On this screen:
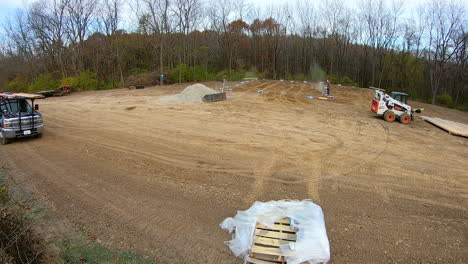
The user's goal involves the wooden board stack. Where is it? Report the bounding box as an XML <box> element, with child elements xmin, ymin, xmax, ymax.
<box><xmin>422</xmin><ymin>116</ymin><xmax>468</xmax><ymax>138</ymax></box>
<box><xmin>245</xmin><ymin>218</ymin><xmax>297</xmax><ymax>264</ymax></box>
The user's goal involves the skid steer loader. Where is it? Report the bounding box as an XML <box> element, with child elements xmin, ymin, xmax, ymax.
<box><xmin>371</xmin><ymin>90</ymin><xmax>420</xmax><ymax>124</ymax></box>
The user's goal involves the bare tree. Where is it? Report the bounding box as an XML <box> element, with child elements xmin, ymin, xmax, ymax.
<box><xmin>28</xmin><ymin>0</ymin><xmax>69</xmax><ymax>77</ymax></box>
<box><xmin>139</xmin><ymin>0</ymin><xmax>173</xmax><ymax>84</ymax></box>
<box><xmin>422</xmin><ymin>0</ymin><xmax>465</xmax><ymax>104</ymax></box>
<box><xmin>98</xmin><ymin>0</ymin><xmax>125</xmax><ymax>87</ymax></box>
<box><xmin>65</xmin><ymin>0</ymin><xmax>96</xmax><ymax>73</ymax></box>
<box><xmin>453</xmin><ymin>31</ymin><xmax>467</xmax><ymax>104</ymax></box>
<box><xmin>4</xmin><ymin>11</ymin><xmax>36</xmax><ymax>65</ymax></box>
<box><xmin>2</xmin><ymin>10</ymin><xmax>39</xmax><ymax>87</ymax></box>
<box><xmin>99</xmin><ymin>0</ymin><xmax>121</xmax><ymax>36</ymax></box>
<box><xmin>173</xmin><ymin>0</ymin><xmax>201</xmax><ymax>66</ymax></box>
<box><xmin>296</xmin><ymin>0</ymin><xmax>317</xmax><ymax>74</ymax></box>
<box><xmin>0</xmin><ymin>0</ymin><xmax>467</xmax><ymax>108</ymax></box>
<box><xmin>321</xmin><ymin>0</ymin><xmax>353</xmax><ymax>75</ymax></box>
<box><xmin>358</xmin><ymin>0</ymin><xmax>404</xmax><ymax>87</ymax></box>
<box><xmin>208</xmin><ymin>0</ymin><xmax>235</xmax><ymax>74</ymax></box>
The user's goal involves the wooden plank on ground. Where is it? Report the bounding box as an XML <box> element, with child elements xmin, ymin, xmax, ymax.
<box><xmin>422</xmin><ymin>116</ymin><xmax>468</xmax><ymax>137</ymax></box>
<box><xmin>250</xmin><ymin>253</ymin><xmax>284</xmax><ymax>263</ymax></box>
<box><xmin>256</xmin><ymin>223</ymin><xmax>295</xmax><ymax>232</ymax></box>
<box><xmin>255</xmin><ymin>229</ymin><xmax>296</xmax><ymax>241</ymax></box>
<box><xmin>274</xmin><ymin>218</ymin><xmax>291</xmax><ymax>224</ymax></box>
<box><xmin>251</xmin><ymin>245</ymin><xmax>286</xmax><ymax>257</ymax></box>
<box><xmin>254</xmin><ymin>236</ymin><xmax>290</xmax><ymax>247</ymax></box>
<box><xmin>12</xmin><ymin>93</ymin><xmax>45</xmax><ymax>99</ymax></box>
<box><xmin>245</xmin><ymin>256</ymin><xmax>281</xmax><ymax>264</ymax></box>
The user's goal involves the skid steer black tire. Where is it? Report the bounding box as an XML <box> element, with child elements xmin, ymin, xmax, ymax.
<box><xmin>399</xmin><ymin>113</ymin><xmax>411</xmax><ymax>124</ymax></box>
<box><xmin>383</xmin><ymin>111</ymin><xmax>396</xmax><ymax>122</ymax></box>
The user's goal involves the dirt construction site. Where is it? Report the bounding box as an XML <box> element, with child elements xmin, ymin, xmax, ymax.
<box><xmin>0</xmin><ymin>80</ymin><xmax>467</xmax><ymax>263</ymax></box>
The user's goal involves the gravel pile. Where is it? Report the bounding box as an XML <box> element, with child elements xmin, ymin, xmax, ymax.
<box><xmin>158</xmin><ymin>83</ymin><xmax>218</xmax><ymax>103</ymax></box>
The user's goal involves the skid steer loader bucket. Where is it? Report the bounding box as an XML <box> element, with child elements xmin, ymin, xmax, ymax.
<box><xmin>202</xmin><ymin>93</ymin><xmax>227</xmax><ymax>102</ymax></box>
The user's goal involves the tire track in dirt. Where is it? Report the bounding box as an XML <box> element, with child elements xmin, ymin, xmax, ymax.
<box><xmin>240</xmin><ymin>81</ymin><xmax>314</xmax><ymax>202</ymax></box>
<box><xmin>44</xmin><ymin>107</ymin><xmax>260</xmax><ymax>178</ymax></box>
<box><xmin>3</xmin><ymin>81</ymin><xmax>467</xmax><ymax>263</ymax></box>
<box><xmin>45</xmin><ymin>83</ymin><xmax>402</xmax><ymax>204</ymax></box>
<box><xmin>242</xmin><ymin>82</ymin><xmax>345</xmax><ymax>202</ymax></box>
<box><xmin>272</xmin><ymin>83</ymin><xmax>339</xmax><ymax>201</ymax></box>
<box><xmin>321</xmin><ymin>120</ymin><xmax>468</xmax><ymax>210</ymax></box>
<box><xmin>2</xmin><ymin>141</ymin><xmax>239</xmax><ymax>263</ymax></box>
<box><xmin>50</xmin><ymin>129</ymin><xmax>253</xmax><ymax>176</ymax></box>
<box><xmin>243</xmin><ymin>135</ymin><xmax>284</xmax><ymax>203</ymax></box>
<box><xmin>276</xmin><ymin>83</ymin><xmax>387</xmax><ymax>201</ymax></box>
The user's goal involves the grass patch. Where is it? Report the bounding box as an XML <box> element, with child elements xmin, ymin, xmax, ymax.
<box><xmin>59</xmin><ymin>238</ymin><xmax>153</xmax><ymax>264</ymax></box>
<box><xmin>0</xmin><ymin>171</ymin><xmax>45</xmax><ymax>263</ymax></box>
<box><xmin>1</xmin><ymin>170</ymin><xmax>151</xmax><ymax>263</ymax></box>
<box><xmin>0</xmin><ymin>172</ymin><xmax>8</xmax><ymax>203</ymax></box>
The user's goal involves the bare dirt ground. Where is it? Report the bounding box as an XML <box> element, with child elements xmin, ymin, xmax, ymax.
<box><xmin>1</xmin><ymin>80</ymin><xmax>467</xmax><ymax>263</ymax></box>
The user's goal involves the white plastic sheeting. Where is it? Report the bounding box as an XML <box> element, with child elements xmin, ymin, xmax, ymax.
<box><xmin>220</xmin><ymin>200</ymin><xmax>330</xmax><ymax>264</ymax></box>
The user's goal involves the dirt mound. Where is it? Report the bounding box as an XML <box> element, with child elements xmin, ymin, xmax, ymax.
<box><xmin>158</xmin><ymin>83</ymin><xmax>218</xmax><ymax>103</ymax></box>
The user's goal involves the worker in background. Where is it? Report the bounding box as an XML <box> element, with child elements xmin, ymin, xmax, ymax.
<box><xmin>326</xmin><ymin>80</ymin><xmax>331</xmax><ymax>96</ymax></box>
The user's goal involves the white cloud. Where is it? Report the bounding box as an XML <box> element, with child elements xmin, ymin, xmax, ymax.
<box><xmin>0</xmin><ymin>0</ymin><xmax>29</xmax><ymax>9</ymax></box>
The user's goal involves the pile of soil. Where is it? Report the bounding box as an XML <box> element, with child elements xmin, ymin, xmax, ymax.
<box><xmin>158</xmin><ymin>83</ymin><xmax>218</xmax><ymax>103</ymax></box>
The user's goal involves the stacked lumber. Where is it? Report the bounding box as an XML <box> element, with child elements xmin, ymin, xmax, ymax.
<box><xmin>245</xmin><ymin>218</ymin><xmax>297</xmax><ymax>264</ymax></box>
<box><xmin>13</xmin><ymin>93</ymin><xmax>45</xmax><ymax>99</ymax></box>
<box><xmin>422</xmin><ymin>116</ymin><xmax>468</xmax><ymax>137</ymax></box>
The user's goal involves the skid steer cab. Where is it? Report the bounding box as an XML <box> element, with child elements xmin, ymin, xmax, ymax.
<box><xmin>0</xmin><ymin>93</ymin><xmax>45</xmax><ymax>145</ymax></box>
<box><xmin>371</xmin><ymin>90</ymin><xmax>415</xmax><ymax>124</ymax></box>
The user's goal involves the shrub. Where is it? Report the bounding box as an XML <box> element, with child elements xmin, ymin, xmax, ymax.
<box><xmin>257</xmin><ymin>72</ymin><xmax>267</xmax><ymax>79</ymax></box>
<box><xmin>0</xmin><ymin>186</ymin><xmax>7</xmax><ymax>204</ymax></box>
<box><xmin>229</xmin><ymin>70</ymin><xmax>245</xmax><ymax>81</ymax></box>
<box><xmin>188</xmin><ymin>65</ymin><xmax>207</xmax><ymax>82</ymax></box>
<box><xmin>60</xmin><ymin>76</ymin><xmax>80</xmax><ymax>88</ymax></box>
<box><xmin>59</xmin><ymin>238</ymin><xmax>152</xmax><ymax>264</ymax></box>
<box><xmin>77</xmin><ymin>70</ymin><xmax>98</xmax><ymax>90</ymax></box>
<box><xmin>94</xmin><ymin>79</ymin><xmax>119</xmax><ymax>90</ymax></box>
<box><xmin>294</xmin><ymin>73</ymin><xmax>306</xmax><ymax>81</ymax></box>
<box><xmin>285</xmin><ymin>72</ymin><xmax>293</xmax><ymax>80</ymax></box>
<box><xmin>28</xmin><ymin>72</ymin><xmax>61</xmax><ymax>92</ymax></box>
<box><xmin>327</xmin><ymin>75</ymin><xmax>337</xmax><ymax>84</ymax></box>
<box><xmin>126</xmin><ymin>72</ymin><xmax>160</xmax><ymax>87</ymax></box>
<box><xmin>129</xmin><ymin>68</ymin><xmax>149</xmax><ymax>75</ymax></box>
<box><xmin>4</xmin><ymin>74</ymin><xmax>29</xmax><ymax>92</ymax></box>
<box><xmin>245</xmin><ymin>67</ymin><xmax>258</xmax><ymax>79</ymax></box>
<box><xmin>206</xmin><ymin>72</ymin><xmax>217</xmax><ymax>81</ymax></box>
<box><xmin>215</xmin><ymin>70</ymin><xmax>228</xmax><ymax>81</ymax></box>
<box><xmin>341</xmin><ymin>76</ymin><xmax>359</xmax><ymax>87</ymax></box>
<box><xmin>327</xmin><ymin>74</ymin><xmax>359</xmax><ymax>87</ymax></box>
<box><xmin>455</xmin><ymin>103</ymin><xmax>468</xmax><ymax>112</ymax></box>
<box><xmin>435</xmin><ymin>94</ymin><xmax>454</xmax><ymax>106</ymax></box>
<box><xmin>168</xmin><ymin>64</ymin><xmax>190</xmax><ymax>83</ymax></box>
<box><xmin>0</xmin><ymin>210</ymin><xmax>44</xmax><ymax>263</ymax></box>
<box><xmin>0</xmin><ymin>172</ymin><xmax>45</xmax><ymax>264</ymax></box>
<box><xmin>60</xmin><ymin>70</ymin><xmax>98</xmax><ymax>91</ymax></box>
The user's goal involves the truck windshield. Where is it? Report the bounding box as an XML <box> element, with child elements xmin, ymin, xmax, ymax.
<box><xmin>0</xmin><ymin>99</ymin><xmax>32</xmax><ymax>114</ymax></box>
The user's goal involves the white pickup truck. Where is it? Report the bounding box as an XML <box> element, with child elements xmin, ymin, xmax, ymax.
<box><xmin>0</xmin><ymin>93</ymin><xmax>45</xmax><ymax>145</ymax></box>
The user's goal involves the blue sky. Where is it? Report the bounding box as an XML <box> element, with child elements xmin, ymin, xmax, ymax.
<box><xmin>0</xmin><ymin>0</ymin><xmax>26</xmax><ymax>31</ymax></box>
<box><xmin>0</xmin><ymin>0</ymin><xmax>466</xmax><ymax>32</ymax></box>
<box><xmin>0</xmin><ymin>0</ymin><xmax>27</xmax><ymax>15</ymax></box>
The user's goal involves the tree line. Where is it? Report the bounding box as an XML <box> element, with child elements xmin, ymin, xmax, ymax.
<box><xmin>0</xmin><ymin>0</ymin><xmax>466</xmax><ymax>108</ymax></box>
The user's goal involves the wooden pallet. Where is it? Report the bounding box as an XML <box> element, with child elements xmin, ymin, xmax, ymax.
<box><xmin>422</xmin><ymin>116</ymin><xmax>468</xmax><ymax>137</ymax></box>
<box><xmin>245</xmin><ymin>218</ymin><xmax>297</xmax><ymax>264</ymax></box>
